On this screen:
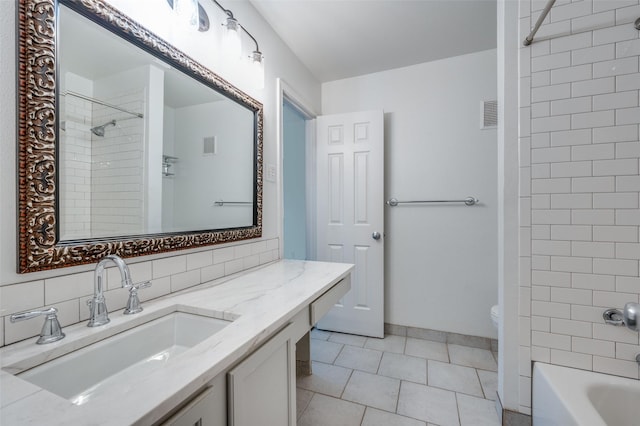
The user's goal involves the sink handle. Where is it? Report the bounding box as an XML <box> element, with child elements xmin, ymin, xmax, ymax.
<box><xmin>10</xmin><ymin>307</ymin><xmax>65</xmax><ymax>344</ymax></box>
<box><xmin>124</xmin><ymin>281</ymin><xmax>152</xmax><ymax>315</ymax></box>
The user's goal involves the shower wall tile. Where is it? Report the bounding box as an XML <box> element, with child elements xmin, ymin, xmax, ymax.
<box><xmin>518</xmin><ymin>0</ymin><xmax>640</xmax><ymax>413</ymax></box>
<box><xmin>0</xmin><ymin>238</ymin><xmax>280</xmax><ymax>346</ymax></box>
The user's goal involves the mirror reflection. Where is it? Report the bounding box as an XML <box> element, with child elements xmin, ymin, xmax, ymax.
<box><xmin>58</xmin><ymin>4</ymin><xmax>255</xmax><ymax>241</ymax></box>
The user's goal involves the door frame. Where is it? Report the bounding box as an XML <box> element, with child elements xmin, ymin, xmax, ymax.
<box><xmin>276</xmin><ymin>78</ymin><xmax>318</xmax><ymax>260</ymax></box>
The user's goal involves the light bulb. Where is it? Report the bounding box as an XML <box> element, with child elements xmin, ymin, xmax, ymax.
<box><xmin>223</xmin><ymin>17</ymin><xmax>242</xmax><ymax>61</ymax></box>
<box><xmin>173</xmin><ymin>0</ymin><xmax>199</xmax><ymax>31</ymax></box>
<box><xmin>250</xmin><ymin>51</ymin><xmax>264</xmax><ymax>89</ymax></box>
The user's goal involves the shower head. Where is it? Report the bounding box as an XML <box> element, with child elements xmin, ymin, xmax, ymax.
<box><xmin>90</xmin><ymin>119</ymin><xmax>116</xmax><ymax>137</ymax></box>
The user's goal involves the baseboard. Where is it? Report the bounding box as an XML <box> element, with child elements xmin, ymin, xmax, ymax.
<box><xmin>495</xmin><ymin>392</ymin><xmax>532</xmax><ymax>426</ymax></box>
<box><xmin>384</xmin><ymin>322</ymin><xmax>498</xmax><ymax>351</ymax></box>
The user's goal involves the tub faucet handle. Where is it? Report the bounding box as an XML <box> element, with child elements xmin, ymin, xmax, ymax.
<box><xmin>623</xmin><ymin>302</ymin><xmax>639</xmax><ymax>332</ymax></box>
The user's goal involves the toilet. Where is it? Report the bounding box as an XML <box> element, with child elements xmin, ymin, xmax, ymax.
<box><xmin>490</xmin><ymin>305</ymin><xmax>499</xmax><ymax>329</ymax></box>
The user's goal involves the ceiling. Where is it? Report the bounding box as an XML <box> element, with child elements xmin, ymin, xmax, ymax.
<box><xmin>250</xmin><ymin>0</ymin><xmax>497</xmax><ymax>83</ymax></box>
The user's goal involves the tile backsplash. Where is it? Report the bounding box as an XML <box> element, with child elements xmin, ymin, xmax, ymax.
<box><xmin>0</xmin><ymin>239</ymin><xmax>279</xmax><ymax>346</ymax></box>
<box><xmin>518</xmin><ymin>0</ymin><xmax>640</xmax><ymax>415</ymax></box>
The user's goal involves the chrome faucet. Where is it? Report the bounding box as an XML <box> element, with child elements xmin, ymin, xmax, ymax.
<box><xmin>87</xmin><ymin>255</ymin><xmax>133</xmax><ymax>327</ymax></box>
<box><xmin>603</xmin><ymin>302</ymin><xmax>640</xmax><ymax>332</ymax></box>
<box><xmin>87</xmin><ymin>254</ymin><xmax>151</xmax><ymax>327</ymax></box>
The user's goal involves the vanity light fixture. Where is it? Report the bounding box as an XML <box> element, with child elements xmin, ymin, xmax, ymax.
<box><xmin>171</xmin><ymin>0</ymin><xmax>265</xmax><ymax>87</ymax></box>
<box><xmin>222</xmin><ymin>15</ymin><xmax>242</xmax><ymax>60</ymax></box>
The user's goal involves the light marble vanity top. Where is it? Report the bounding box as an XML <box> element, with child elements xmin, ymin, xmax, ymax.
<box><xmin>0</xmin><ymin>259</ymin><xmax>353</xmax><ymax>425</ymax></box>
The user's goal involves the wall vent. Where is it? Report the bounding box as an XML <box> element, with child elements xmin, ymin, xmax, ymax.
<box><xmin>482</xmin><ymin>100</ymin><xmax>498</xmax><ymax>129</ymax></box>
<box><xmin>203</xmin><ymin>136</ymin><xmax>217</xmax><ymax>155</ymax></box>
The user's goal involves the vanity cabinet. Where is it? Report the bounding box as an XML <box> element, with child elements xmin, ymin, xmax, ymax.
<box><xmin>157</xmin><ymin>277</ymin><xmax>350</xmax><ymax>426</ymax></box>
<box><xmin>161</xmin><ymin>374</ymin><xmax>226</xmax><ymax>426</ymax></box>
<box><xmin>228</xmin><ymin>323</ymin><xmax>296</xmax><ymax>426</ymax></box>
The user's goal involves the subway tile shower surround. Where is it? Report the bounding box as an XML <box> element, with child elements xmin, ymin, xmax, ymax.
<box><xmin>519</xmin><ymin>0</ymin><xmax>640</xmax><ymax>416</ymax></box>
<box><xmin>0</xmin><ymin>239</ymin><xmax>280</xmax><ymax>347</ymax></box>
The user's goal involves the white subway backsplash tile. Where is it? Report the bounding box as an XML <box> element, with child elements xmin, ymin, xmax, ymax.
<box><xmin>550</xmin><ymin>99</ymin><xmax>592</xmax><ymax>117</ymax></box>
<box><xmin>616</xmin><ymin>141</ymin><xmax>640</xmax><ymax>158</ymax></box>
<box><xmin>593</xmin><ymin>323</ymin><xmax>639</xmax><ymax>344</ymax></box>
<box><xmin>593</xmin><ymin>258</ymin><xmax>639</xmax><ymax>276</ymax></box>
<box><xmin>572</xmin><ymin>176</ymin><xmax>615</xmax><ymax>192</ymax></box>
<box><xmin>152</xmin><ymin>255</ymin><xmax>186</xmax><ymax>278</ymax></box>
<box><xmin>571</xmin><ymin>110</ymin><xmax>615</xmax><ymax>130</ymax></box>
<box><xmin>550</xmin><ymin>225</ymin><xmax>592</xmax><ymax>241</ymax></box>
<box><xmin>532</xmin><ymin>270</ymin><xmax>572</xmax><ymax>287</ymax></box>
<box><xmin>593</xmin><ymin>91</ymin><xmax>639</xmax><ymax>111</ymax></box>
<box><xmin>0</xmin><ymin>281</ymin><xmax>44</xmax><ymax>316</ymax></box>
<box><xmin>572</xmin><ymin>242</ymin><xmax>615</xmax><ymax>258</ymax></box>
<box><xmin>550</xmin><ymin>349</ymin><xmax>593</xmax><ymax>370</ymax></box>
<box><xmin>571</xmin><ymin>43</ymin><xmax>615</xmax><ymax>65</ymax></box>
<box><xmin>593</xmin><ymin>57</ymin><xmax>639</xmax><ymax>78</ymax></box>
<box><xmin>593</xmin><ymin>225</ymin><xmax>639</xmax><ymax>242</ymax></box>
<box><xmin>593</xmin><ymin>158</ymin><xmax>639</xmax><ymax>175</ymax></box>
<box><xmin>593</xmin><ymin>24</ymin><xmax>640</xmax><ymax>46</ymax></box>
<box><xmin>616</xmin><ymin>72</ymin><xmax>640</xmax><ymax>91</ymax></box>
<box><xmin>616</xmin><ymin>106</ymin><xmax>640</xmax><ymax>125</ymax></box>
<box><xmin>550</xmin><ymin>161</ymin><xmax>592</xmax><ymax>177</ymax></box>
<box><xmin>551</xmin><ymin>64</ymin><xmax>593</xmax><ymax>84</ymax></box>
<box><xmin>572</xmin><ymin>337</ymin><xmax>616</xmax><ymax>357</ymax></box>
<box><xmin>572</xmin><ymin>273</ymin><xmax>616</xmax><ymax>291</ymax></box>
<box><xmin>593</xmin><ymin>356</ymin><xmax>639</xmax><ymax>379</ymax></box>
<box><xmin>0</xmin><ymin>239</ymin><xmax>281</xmax><ymax>345</ymax></box>
<box><xmin>572</xmin><ymin>77</ymin><xmax>615</xmax><ymax>97</ymax></box>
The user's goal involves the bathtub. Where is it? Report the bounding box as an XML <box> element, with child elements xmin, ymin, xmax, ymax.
<box><xmin>533</xmin><ymin>362</ymin><xmax>640</xmax><ymax>425</ymax></box>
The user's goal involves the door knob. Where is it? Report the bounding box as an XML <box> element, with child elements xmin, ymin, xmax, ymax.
<box><xmin>372</xmin><ymin>232</ymin><xmax>381</xmax><ymax>240</ymax></box>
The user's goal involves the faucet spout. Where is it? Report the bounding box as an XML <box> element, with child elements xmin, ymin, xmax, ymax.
<box><xmin>88</xmin><ymin>255</ymin><xmax>133</xmax><ymax>327</ymax></box>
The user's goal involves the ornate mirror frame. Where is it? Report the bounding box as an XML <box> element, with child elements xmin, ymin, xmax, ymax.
<box><xmin>17</xmin><ymin>0</ymin><xmax>263</xmax><ymax>273</ymax></box>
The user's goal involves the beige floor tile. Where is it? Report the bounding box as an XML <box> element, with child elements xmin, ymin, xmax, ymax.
<box><xmin>334</xmin><ymin>345</ymin><xmax>383</xmax><ymax>373</ymax></box>
<box><xmin>342</xmin><ymin>370</ymin><xmax>400</xmax><ymax>412</ymax></box>
<box><xmin>457</xmin><ymin>393</ymin><xmax>501</xmax><ymax>426</ymax></box>
<box><xmin>297</xmin><ymin>361</ymin><xmax>352</xmax><ymax>398</ymax></box>
<box><xmin>311</xmin><ymin>328</ymin><xmax>332</xmax><ymax>341</ymax></box>
<box><xmin>397</xmin><ymin>381</ymin><xmax>459</xmax><ymax>426</ymax></box>
<box><xmin>404</xmin><ymin>338</ymin><xmax>449</xmax><ymax>362</ymax></box>
<box><xmin>311</xmin><ymin>339</ymin><xmax>344</xmax><ymax>364</ymax></box>
<box><xmin>377</xmin><ymin>352</ymin><xmax>427</xmax><ymax>384</ymax></box>
<box><xmin>365</xmin><ymin>334</ymin><xmax>406</xmax><ymax>354</ymax></box>
<box><xmin>477</xmin><ymin>370</ymin><xmax>498</xmax><ymax>401</ymax></box>
<box><xmin>428</xmin><ymin>360</ymin><xmax>483</xmax><ymax>397</ymax></box>
<box><xmin>328</xmin><ymin>332</ymin><xmax>368</xmax><ymax>347</ymax></box>
<box><xmin>298</xmin><ymin>393</ymin><xmax>365</xmax><ymax>426</ymax></box>
<box><xmin>297</xmin><ymin>388</ymin><xmax>314</xmax><ymax>419</ymax></box>
<box><xmin>448</xmin><ymin>344</ymin><xmax>498</xmax><ymax>372</ymax></box>
<box><xmin>361</xmin><ymin>407</ymin><xmax>426</xmax><ymax>426</ymax></box>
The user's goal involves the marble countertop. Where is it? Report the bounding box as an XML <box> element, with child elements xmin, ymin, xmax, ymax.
<box><xmin>0</xmin><ymin>259</ymin><xmax>353</xmax><ymax>425</ymax></box>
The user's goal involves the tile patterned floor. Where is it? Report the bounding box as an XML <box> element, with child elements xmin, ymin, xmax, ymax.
<box><xmin>296</xmin><ymin>329</ymin><xmax>500</xmax><ymax>426</ymax></box>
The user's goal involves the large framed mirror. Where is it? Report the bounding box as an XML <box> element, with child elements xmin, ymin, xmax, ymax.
<box><xmin>17</xmin><ymin>0</ymin><xmax>263</xmax><ymax>273</ymax></box>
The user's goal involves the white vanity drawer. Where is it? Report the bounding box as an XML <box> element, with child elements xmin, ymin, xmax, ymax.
<box><xmin>309</xmin><ymin>276</ymin><xmax>351</xmax><ymax>325</ymax></box>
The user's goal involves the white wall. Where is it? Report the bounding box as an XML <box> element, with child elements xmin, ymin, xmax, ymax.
<box><xmin>323</xmin><ymin>49</ymin><xmax>499</xmax><ymax>338</ymax></box>
<box><xmin>513</xmin><ymin>0</ymin><xmax>640</xmax><ymax>415</ymax></box>
<box><xmin>0</xmin><ymin>0</ymin><xmax>320</xmax><ymax>346</ymax></box>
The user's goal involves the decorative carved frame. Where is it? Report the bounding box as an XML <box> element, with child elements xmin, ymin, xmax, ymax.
<box><xmin>17</xmin><ymin>0</ymin><xmax>263</xmax><ymax>273</ymax></box>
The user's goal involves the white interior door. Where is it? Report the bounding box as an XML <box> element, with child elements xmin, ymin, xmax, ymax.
<box><xmin>315</xmin><ymin>110</ymin><xmax>384</xmax><ymax>338</ymax></box>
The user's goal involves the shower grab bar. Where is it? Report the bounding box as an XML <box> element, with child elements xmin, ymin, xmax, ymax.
<box><xmin>523</xmin><ymin>0</ymin><xmax>556</xmax><ymax>46</ymax></box>
<box><xmin>214</xmin><ymin>200</ymin><xmax>252</xmax><ymax>206</ymax></box>
<box><xmin>386</xmin><ymin>197</ymin><xmax>479</xmax><ymax>207</ymax></box>
<box><xmin>61</xmin><ymin>91</ymin><xmax>144</xmax><ymax>118</ymax></box>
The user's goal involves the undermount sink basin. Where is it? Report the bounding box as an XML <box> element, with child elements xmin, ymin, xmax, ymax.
<box><xmin>18</xmin><ymin>312</ymin><xmax>230</xmax><ymax>405</ymax></box>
